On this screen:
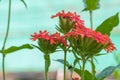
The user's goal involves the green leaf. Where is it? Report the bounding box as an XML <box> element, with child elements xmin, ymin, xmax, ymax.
<box><xmin>82</xmin><ymin>0</ymin><xmax>100</xmax><ymax>11</ymax></box>
<box><xmin>96</xmin><ymin>64</ymin><xmax>120</xmax><ymax>80</ymax></box>
<box><xmin>0</xmin><ymin>44</ymin><xmax>33</xmax><ymax>55</ymax></box>
<box><xmin>54</xmin><ymin>59</ymin><xmax>71</xmax><ymax>67</ymax></box>
<box><xmin>74</xmin><ymin>68</ymin><xmax>97</xmax><ymax>80</ymax></box>
<box><xmin>20</xmin><ymin>0</ymin><xmax>28</xmax><ymax>9</ymax></box>
<box><xmin>96</xmin><ymin>13</ymin><xmax>119</xmax><ymax>36</ymax></box>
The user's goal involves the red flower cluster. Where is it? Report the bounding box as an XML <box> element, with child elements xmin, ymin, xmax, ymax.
<box><xmin>51</xmin><ymin>10</ymin><xmax>85</xmax><ymax>29</ymax></box>
<box><xmin>65</xmin><ymin>27</ymin><xmax>116</xmax><ymax>53</ymax></box>
<box><xmin>31</xmin><ymin>30</ymin><xmax>67</xmax><ymax>46</ymax></box>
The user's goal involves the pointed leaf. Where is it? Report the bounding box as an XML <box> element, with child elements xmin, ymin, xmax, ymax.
<box><xmin>20</xmin><ymin>0</ymin><xmax>28</xmax><ymax>9</ymax></box>
<box><xmin>74</xmin><ymin>68</ymin><xmax>97</xmax><ymax>80</ymax></box>
<box><xmin>96</xmin><ymin>64</ymin><xmax>120</xmax><ymax>80</ymax></box>
<box><xmin>96</xmin><ymin>13</ymin><xmax>119</xmax><ymax>36</ymax></box>
<box><xmin>54</xmin><ymin>59</ymin><xmax>71</xmax><ymax>67</ymax></box>
<box><xmin>0</xmin><ymin>44</ymin><xmax>33</xmax><ymax>55</ymax></box>
<box><xmin>82</xmin><ymin>0</ymin><xmax>100</xmax><ymax>11</ymax></box>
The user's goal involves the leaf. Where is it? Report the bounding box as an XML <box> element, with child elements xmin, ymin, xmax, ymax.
<box><xmin>96</xmin><ymin>64</ymin><xmax>120</xmax><ymax>80</ymax></box>
<box><xmin>74</xmin><ymin>68</ymin><xmax>97</xmax><ymax>80</ymax></box>
<box><xmin>53</xmin><ymin>59</ymin><xmax>71</xmax><ymax>67</ymax></box>
<box><xmin>0</xmin><ymin>44</ymin><xmax>33</xmax><ymax>55</ymax></box>
<box><xmin>96</xmin><ymin>13</ymin><xmax>119</xmax><ymax>36</ymax></box>
<box><xmin>20</xmin><ymin>0</ymin><xmax>28</xmax><ymax>9</ymax></box>
<box><xmin>82</xmin><ymin>0</ymin><xmax>100</xmax><ymax>11</ymax></box>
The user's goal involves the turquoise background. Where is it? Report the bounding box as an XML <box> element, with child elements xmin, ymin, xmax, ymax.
<box><xmin>0</xmin><ymin>0</ymin><xmax>120</xmax><ymax>72</ymax></box>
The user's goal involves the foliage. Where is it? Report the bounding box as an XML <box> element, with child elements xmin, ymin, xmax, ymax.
<box><xmin>96</xmin><ymin>13</ymin><xmax>119</xmax><ymax>36</ymax></box>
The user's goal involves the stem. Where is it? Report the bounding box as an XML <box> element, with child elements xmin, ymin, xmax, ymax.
<box><xmin>70</xmin><ymin>71</ymin><xmax>73</xmax><ymax>80</ymax></box>
<box><xmin>2</xmin><ymin>0</ymin><xmax>11</xmax><ymax>50</ymax></box>
<box><xmin>44</xmin><ymin>54</ymin><xmax>50</xmax><ymax>80</ymax></box>
<box><xmin>89</xmin><ymin>10</ymin><xmax>93</xmax><ymax>30</ymax></box>
<box><xmin>1</xmin><ymin>1</ymin><xmax>11</xmax><ymax>80</ymax></box>
<box><xmin>64</xmin><ymin>51</ymin><xmax>67</xmax><ymax>80</ymax></box>
<box><xmin>2</xmin><ymin>55</ymin><xmax>6</xmax><ymax>80</ymax></box>
<box><xmin>91</xmin><ymin>58</ymin><xmax>95</xmax><ymax>80</ymax></box>
<box><xmin>45</xmin><ymin>63</ymin><xmax>48</xmax><ymax>80</ymax></box>
<box><xmin>89</xmin><ymin>10</ymin><xmax>95</xmax><ymax>80</ymax></box>
<box><xmin>81</xmin><ymin>60</ymin><xmax>86</xmax><ymax>80</ymax></box>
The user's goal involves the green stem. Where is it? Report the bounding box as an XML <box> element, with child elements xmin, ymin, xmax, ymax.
<box><xmin>64</xmin><ymin>51</ymin><xmax>67</xmax><ymax>80</ymax></box>
<box><xmin>82</xmin><ymin>60</ymin><xmax>86</xmax><ymax>80</ymax></box>
<box><xmin>89</xmin><ymin>10</ymin><xmax>95</xmax><ymax>80</ymax></box>
<box><xmin>2</xmin><ymin>55</ymin><xmax>6</xmax><ymax>80</ymax></box>
<box><xmin>91</xmin><ymin>58</ymin><xmax>95</xmax><ymax>80</ymax></box>
<box><xmin>89</xmin><ymin>10</ymin><xmax>93</xmax><ymax>30</ymax></box>
<box><xmin>44</xmin><ymin>54</ymin><xmax>50</xmax><ymax>80</ymax></box>
<box><xmin>1</xmin><ymin>1</ymin><xmax>11</xmax><ymax>80</ymax></box>
<box><xmin>2</xmin><ymin>0</ymin><xmax>11</xmax><ymax>50</ymax></box>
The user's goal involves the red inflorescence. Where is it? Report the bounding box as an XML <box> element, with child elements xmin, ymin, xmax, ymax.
<box><xmin>65</xmin><ymin>27</ymin><xmax>116</xmax><ymax>53</ymax></box>
<box><xmin>31</xmin><ymin>30</ymin><xmax>67</xmax><ymax>46</ymax></box>
<box><xmin>51</xmin><ymin>10</ymin><xmax>85</xmax><ymax>29</ymax></box>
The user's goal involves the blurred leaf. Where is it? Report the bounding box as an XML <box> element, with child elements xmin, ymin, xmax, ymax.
<box><xmin>74</xmin><ymin>68</ymin><xmax>97</xmax><ymax>80</ymax></box>
<box><xmin>0</xmin><ymin>44</ymin><xmax>33</xmax><ymax>55</ymax></box>
<box><xmin>82</xmin><ymin>0</ymin><xmax>100</xmax><ymax>11</ymax></box>
<box><xmin>96</xmin><ymin>64</ymin><xmax>120</xmax><ymax>80</ymax></box>
<box><xmin>95</xmin><ymin>53</ymin><xmax>107</xmax><ymax>56</ymax></box>
<box><xmin>96</xmin><ymin>13</ymin><xmax>119</xmax><ymax>36</ymax></box>
<box><xmin>114</xmin><ymin>70</ymin><xmax>120</xmax><ymax>80</ymax></box>
<box><xmin>54</xmin><ymin>59</ymin><xmax>71</xmax><ymax>67</ymax></box>
<box><xmin>20</xmin><ymin>0</ymin><xmax>28</xmax><ymax>9</ymax></box>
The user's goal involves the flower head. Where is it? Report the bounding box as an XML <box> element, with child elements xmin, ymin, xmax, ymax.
<box><xmin>65</xmin><ymin>27</ymin><xmax>116</xmax><ymax>57</ymax></box>
<box><xmin>31</xmin><ymin>30</ymin><xmax>67</xmax><ymax>54</ymax></box>
<box><xmin>51</xmin><ymin>10</ymin><xmax>85</xmax><ymax>33</ymax></box>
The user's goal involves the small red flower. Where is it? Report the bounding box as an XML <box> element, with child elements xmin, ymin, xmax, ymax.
<box><xmin>72</xmin><ymin>77</ymin><xmax>80</xmax><ymax>80</ymax></box>
<box><xmin>31</xmin><ymin>30</ymin><xmax>49</xmax><ymax>41</ymax></box>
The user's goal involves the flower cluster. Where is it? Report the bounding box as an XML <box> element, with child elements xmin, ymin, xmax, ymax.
<box><xmin>31</xmin><ymin>30</ymin><xmax>67</xmax><ymax>46</ymax></box>
<box><xmin>65</xmin><ymin>27</ymin><xmax>116</xmax><ymax>54</ymax></box>
<box><xmin>31</xmin><ymin>10</ymin><xmax>117</xmax><ymax>80</ymax></box>
<box><xmin>51</xmin><ymin>10</ymin><xmax>85</xmax><ymax>29</ymax></box>
<box><xmin>51</xmin><ymin>10</ymin><xmax>116</xmax><ymax>53</ymax></box>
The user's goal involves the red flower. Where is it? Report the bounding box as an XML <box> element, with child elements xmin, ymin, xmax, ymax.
<box><xmin>72</xmin><ymin>77</ymin><xmax>80</xmax><ymax>80</ymax></box>
<box><xmin>51</xmin><ymin>10</ymin><xmax>85</xmax><ymax>29</ymax></box>
<box><xmin>31</xmin><ymin>30</ymin><xmax>49</xmax><ymax>41</ymax></box>
<box><xmin>65</xmin><ymin>27</ymin><xmax>116</xmax><ymax>53</ymax></box>
<box><xmin>31</xmin><ymin>30</ymin><xmax>67</xmax><ymax>46</ymax></box>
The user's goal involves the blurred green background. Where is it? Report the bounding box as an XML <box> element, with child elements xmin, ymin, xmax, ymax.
<box><xmin>0</xmin><ymin>0</ymin><xmax>120</xmax><ymax>72</ymax></box>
